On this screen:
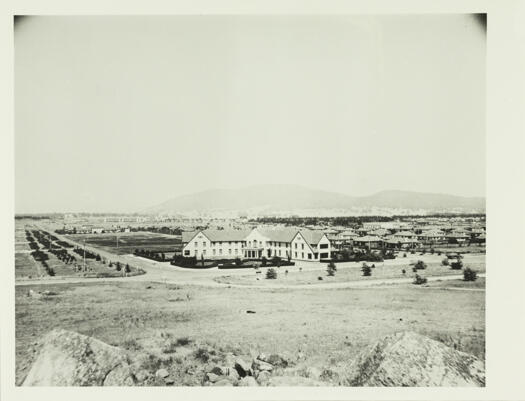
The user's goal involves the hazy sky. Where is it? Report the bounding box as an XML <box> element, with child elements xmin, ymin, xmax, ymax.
<box><xmin>15</xmin><ymin>15</ymin><xmax>486</xmax><ymax>213</ymax></box>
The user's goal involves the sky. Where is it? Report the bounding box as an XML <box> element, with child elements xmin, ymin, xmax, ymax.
<box><xmin>15</xmin><ymin>15</ymin><xmax>486</xmax><ymax>213</ymax></box>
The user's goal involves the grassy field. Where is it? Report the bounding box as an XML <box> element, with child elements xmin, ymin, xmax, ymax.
<box><xmin>215</xmin><ymin>256</ymin><xmax>486</xmax><ymax>286</ymax></box>
<box><xmin>64</xmin><ymin>232</ymin><xmax>182</xmax><ymax>255</ymax></box>
<box><xmin>15</xmin><ymin>279</ymin><xmax>485</xmax><ymax>385</ymax></box>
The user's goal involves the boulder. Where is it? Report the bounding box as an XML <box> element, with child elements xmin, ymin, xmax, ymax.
<box><xmin>234</xmin><ymin>358</ymin><xmax>252</xmax><ymax>377</ymax></box>
<box><xmin>344</xmin><ymin>331</ymin><xmax>485</xmax><ymax>387</ymax></box>
<box><xmin>238</xmin><ymin>376</ymin><xmax>259</xmax><ymax>386</ymax></box>
<box><xmin>23</xmin><ymin>329</ymin><xmax>136</xmax><ymax>386</ymax></box>
<box><xmin>155</xmin><ymin>368</ymin><xmax>169</xmax><ymax>379</ymax></box>
<box><xmin>206</xmin><ymin>372</ymin><xmax>222</xmax><ymax>383</ymax></box>
<box><xmin>259</xmin><ymin>353</ymin><xmax>289</xmax><ymax>368</ymax></box>
<box><xmin>256</xmin><ymin>370</ymin><xmax>272</xmax><ymax>385</ymax></box>
<box><xmin>252</xmin><ymin>359</ymin><xmax>273</xmax><ymax>372</ymax></box>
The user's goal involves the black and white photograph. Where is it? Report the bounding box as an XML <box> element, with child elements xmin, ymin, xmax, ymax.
<box><xmin>2</xmin><ymin>2</ymin><xmax>525</xmax><ymax>400</ymax></box>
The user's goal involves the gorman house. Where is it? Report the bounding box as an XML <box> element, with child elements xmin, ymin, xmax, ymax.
<box><xmin>181</xmin><ymin>227</ymin><xmax>332</xmax><ymax>262</ymax></box>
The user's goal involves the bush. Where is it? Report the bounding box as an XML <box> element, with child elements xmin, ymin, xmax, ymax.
<box><xmin>463</xmin><ymin>267</ymin><xmax>478</xmax><ymax>281</ymax></box>
<box><xmin>125</xmin><ymin>264</ymin><xmax>131</xmax><ymax>273</ymax></box>
<box><xmin>266</xmin><ymin>268</ymin><xmax>277</xmax><ymax>279</ymax></box>
<box><xmin>442</xmin><ymin>258</ymin><xmax>449</xmax><ymax>266</ymax></box>
<box><xmin>327</xmin><ymin>261</ymin><xmax>337</xmax><ymax>276</ymax></box>
<box><xmin>235</xmin><ymin>258</ymin><xmax>242</xmax><ymax>267</ymax></box>
<box><xmin>361</xmin><ymin>263</ymin><xmax>371</xmax><ymax>277</ymax></box>
<box><xmin>414</xmin><ymin>260</ymin><xmax>427</xmax><ymax>270</ymax></box>
<box><xmin>403</xmin><ymin>253</ymin><xmax>407</xmax><ymax>258</ymax></box>
<box><xmin>261</xmin><ymin>257</ymin><xmax>267</xmax><ymax>267</ymax></box>
<box><xmin>413</xmin><ymin>274</ymin><xmax>427</xmax><ymax>285</ymax></box>
<box><xmin>451</xmin><ymin>260</ymin><xmax>463</xmax><ymax>270</ymax></box>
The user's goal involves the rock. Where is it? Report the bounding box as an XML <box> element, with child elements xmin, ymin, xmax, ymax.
<box><xmin>252</xmin><ymin>359</ymin><xmax>273</xmax><ymax>372</ymax></box>
<box><xmin>344</xmin><ymin>331</ymin><xmax>485</xmax><ymax>387</ymax></box>
<box><xmin>135</xmin><ymin>369</ymin><xmax>151</xmax><ymax>383</ymax></box>
<box><xmin>155</xmin><ymin>368</ymin><xmax>169</xmax><ymax>379</ymax></box>
<box><xmin>268</xmin><ymin>376</ymin><xmax>326</xmax><ymax>386</ymax></box>
<box><xmin>256</xmin><ymin>370</ymin><xmax>271</xmax><ymax>385</ymax></box>
<box><xmin>259</xmin><ymin>353</ymin><xmax>289</xmax><ymax>368</ymax></box>
<box><xmin>22</xmin><ymin>329</ymin><xmax>136</xmax><ymax>386</ymax></box>
<box><xmin>234</xmin><ymin>358</ymin><xmax>251</xmax><ymax>377</ymax></box>
<box><xmin>228</xmin><ymin>367</ymin><xmax>240</xmax><ymax>381</ymax></box>
<box><xmin>238</xmin><ymin>376</ymin><xmax>259</xmax><ymax>386</ymax></box>
<box><xmin>206</xmin><ymin>372</ymin><xmax>220</xmax><ymax>383</ymax></box>
<box><xmin>165</xmin><ymin>378</ymin><xmax>175</xmax><ymax>385</ymax></box>
<box><xmin>210</xmin><ymin>365</ymin><xmax>229</xmax><ymax>376</ymax></box>
<box><xmin>27</xmin><ymin>289</ymin><xmax>42</xmax><ymax>299</ymax></box>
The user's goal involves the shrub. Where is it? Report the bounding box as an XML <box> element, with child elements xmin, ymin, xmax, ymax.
<box><xmin>116</xmin><ymin>262</ymin><xmax>121</xmax><ymax>271</ymax></box>
<box><xmin>327</xmin><ymin>261</ymin><xmax>337</xmax><ymax>276</ymax></box>
<box><xmin>125</xmin><ymin>264</ymin><xmax>131</xmax><ymax>273</ymax></box>
<box><xmin>414</xmin><ymin>260</ymin><xmax>427</xmax><ymax>270</ymax></box>
<box><xmin>361</xmin><ymin>263</ymin><xmax>371</xmax><ymax>276</ymax></box>
<box><xmin>235</xmin><ymin>258</ymin><xmax>242</xmax><ymax>266</ymax></box>
<box><xmin>450</xmin><ymin>260</ymin><xmax>463</xmax><ymax>270</ymax></box>
<box><xmin>463</xmin><ymin>268</ymin><xmax>478</xmax><ymax>281</ymax></box>
<box><xmin>430</xmin><ymin>248</ymin><xmax>435</xmax><ymax>254</ymax></box>
<box><xmin>413</xmin><ymin>274</ymin><xmax>427</xmax><ymax>285</ymax></box>
<box><xmin>403</xmin><ymin>253</ymin><xmax>407</xmax><ymax>258</ymax></box>
<box><xmin>318</xmin><ymin>276</ymin><xmax>323</xmax><ymax>280</ymax></box>
<box><xmin>266</xmin><ymin>268</ymin><xmax>277</xmax><ymax>279</ymax></box>
<box><xmin>261</xmin><ymin>257</ymin><xmax>267</xmax><ymax>267</ymax></box>
<box><xmin>402</xmin><ymin>269</ymin><xmax>406</xmax><ymax>275</ymax></box>
<box><xmin>442</xmin><ymin>258</ymin><xmax>449</xmax><ymax>266</ymax></box>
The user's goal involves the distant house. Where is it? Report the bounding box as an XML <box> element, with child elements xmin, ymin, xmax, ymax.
<box><xmin>352</xmin><ymin>236</ymin><xmax>383</xmax><ymax>250</ymax></box>
<box><xmin>384</xmin><ymin>237</ymin><xmax>420</xmax><ymax>250</ymax></box>
<box><xmin>181</xmin><ymin>227</ymin><xmax>332</xmax><ymax>261</ymax></box>
<box><xmin>91</xmin><ymin>227</ymin><xmax>104</xmax><ymax>234</ymax></box>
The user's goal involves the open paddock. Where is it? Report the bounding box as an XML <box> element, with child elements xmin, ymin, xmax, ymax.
<box><xmin>64</xmin><ymin>232</ymin><xmax>182</xmax><ymax>255</ymax></box>
<box><xmin>15</xmin><ymin>278</ymin><xmax>484</xmax><ymax>386</ymax></box>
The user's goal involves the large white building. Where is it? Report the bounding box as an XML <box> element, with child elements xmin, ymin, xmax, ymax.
<box><xmin>181</xmin><ymin>227</ymin><xmax>332</xmax><ymax>261</ymax></box>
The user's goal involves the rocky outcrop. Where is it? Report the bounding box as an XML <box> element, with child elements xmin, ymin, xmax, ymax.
<box><xmin>23</xmin><ymin>329</ymin><xmax>136</xmax><ymax>386</ymax></box>
<box><xmin>344</xmin><ymin>332</ymin><xmax>485</xmax><ymax>387</ymax></box>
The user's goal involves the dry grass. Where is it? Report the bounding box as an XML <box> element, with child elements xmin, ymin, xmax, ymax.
<box><xmin>15</xmin><ymin>279</ymin><xmax>485</xmax><ymax>385</ymax></box>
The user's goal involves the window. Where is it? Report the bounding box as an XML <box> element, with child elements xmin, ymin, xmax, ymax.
<box><xmin>279</xmin><ymin>250</ymin><xmax>281</xmax><ymax>256</ymax></box>
<box><xmin>320</xmin><ymin>244</ymin><xmax>328</xmax><ymax>249</ymax></box>
<box><xmin>308</xmin><ymin>253</ymin><xmax>312</xmax><ymax>259</ymax></box>
<box><xmin>219</xmin><ymin>249</ymin><xmax>222</xmax><ymax>255</ymax></box>
<box><xmin>194</xmin><ymin>250</ymin><xmax>198</xmax><ymax>256</ymax></box>
<box><xmin>203</xmin><ymin>250</ymin><xmax>206</xmax><ymax>256</ymax></box>
<box><xmin>229</xmin><ymin>249</ymin><xmax>232</xmax><ymax>255</ymax></box>
<box><xmin>302</xmin><ymin>252</ymin><xmax>304</xmax><ymax>259</ymax></box>
<box><xmin>184</xmin><ymin>250</ymin><xmax>190</xmax><ymax>256</ymax></box>
<box><xmin>235</xmin><ymin>249</ymin><xmax>238</xmax><ymax>255</ymax></box>
<box><xmin>301</xmin><ymin>244</ymin><xmax>304</xmax><ymax>250</ymax></box>
<box><xmin>203</xmin><ymin>242</ymin><xmax>206</xmax><ymax>247</ymax></box>
<box><xmin>213</xmin><ymin>249</ymin><xmax>216</xmax><ymax>256</ymax></box>
<box><xmin>194</xmin><ymin>241</ymin><xmax>198</xmax><ymax>247</ymax></box>
<box><xmin>294</xmin><ymin>252</ymin><xmax>297</xmax><ymax>257</ymax></box>
<box><xmin>295</xmin><ymin>243</ymin><xmax>297</xmax><ymax>249</ymax></box>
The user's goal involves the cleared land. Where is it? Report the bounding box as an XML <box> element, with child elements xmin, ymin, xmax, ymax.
<box><xmin>215</xmin><ymin>254</ymin><xmax>485</xmax><ymax>287</ymax></box>
<box><xmin>15</xmin><ymin>278</ymin><xmax>485</xmax><ymax>385</ymax></box>
<box><xmin>64</xmin><ymin>232</ymin><xmax>182</xmax><ymax>255</ymax></box>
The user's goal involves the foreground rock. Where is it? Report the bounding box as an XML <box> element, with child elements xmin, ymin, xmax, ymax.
<box><xmin>23</xmin><ymin>329</ymin><xmax>136</xmax><ymax>386</ymax></box>
<box><xmin>345</xmin><ymin>331</ymin><xmax>485</xmax><ymax>387</ymax></box>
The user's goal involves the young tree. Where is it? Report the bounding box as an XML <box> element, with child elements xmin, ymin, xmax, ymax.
<box><xmin>327</xmin><ymin>261</ymin><xmax>337</xmax><ymax>276</ymax></box>
<box><xmin>361</xmin><ymin>263</ymin><xmax>371</xmax><ymax>277</ymax></box>
<box><xmin>414</xmin><ymin>260</ymin><xmax>427</xmax><ymax>270</ymax></box>
<box><xmin>413</xmin><ymin>274</ymin><xmax>427</xmax><ymax>285</ymax></box>
<box><xmin>463</xmin><ymin>267</ymin><xmax>478</xmax><ymax>281</ymax></box>
<box><xmin>266</xmin><ymin>268</ymin><xmax>277</xmax><ymax>279</ymax></box>
<box><xmin>261</xmin><ymin>256</ymin><xmax>267</xmax><ymax>267</ymax></box>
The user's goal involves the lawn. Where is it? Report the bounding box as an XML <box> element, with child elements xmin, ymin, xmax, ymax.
<box><xmin>215</xmin><ymin>255</ymin><xmax>486</xmax><ymax>287</ymax></box>
<box><xmin>64</xmin><ymin>232</ymin><xmax>182</xmax><ymax>255</ymax></box>
<box><xmin>15</xmin><ymin>279</ymin><xmax>485</xmax><ymax>385</ymax></box>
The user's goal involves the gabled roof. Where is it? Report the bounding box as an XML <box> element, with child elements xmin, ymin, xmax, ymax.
<box><xmin>354</xmin><ymin>235</ymin><xmax>383</xmax><ymax>242</ymax></box>
<box><xmin>395</xmin><ymin>231</ymin><xmax>416</xmax><ymax>236</ymax></box>
<box><xmin>182</xmin><ymin>229</ymin><xmax>252</xmax><ymax>243</ymax></box>
<box><xmin>298</xmin><ymin>229</ymin><xmax>326</xmax><ymax>245</ymax></box>
<box><xmin>258</xmin><ymin>228</ymin><xmax>299</xmax><ymax>243</ymax></box>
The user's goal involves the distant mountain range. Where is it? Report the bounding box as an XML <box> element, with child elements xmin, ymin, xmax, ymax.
<box><xmin>143</xmin><ymin>185</ymin><xmax>485</xmax><ymax>215</ymax></box>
